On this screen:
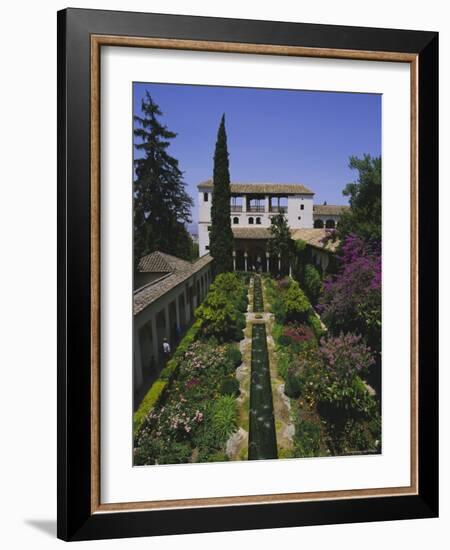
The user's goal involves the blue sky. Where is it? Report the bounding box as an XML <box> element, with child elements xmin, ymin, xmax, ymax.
<box><xmin>133</xmin><ymin>82</ymin><xmax>381</xmax><ymax>226</ymax></box>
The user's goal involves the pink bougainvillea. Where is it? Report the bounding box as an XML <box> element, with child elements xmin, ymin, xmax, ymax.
<box><xmin>319</xmin><ymin>234</ymin><xmax>381</xmax><ymax>353</ymax></box>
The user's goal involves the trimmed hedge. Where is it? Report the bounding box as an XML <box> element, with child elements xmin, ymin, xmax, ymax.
<box><xmin>133</xmin><ymin>380</ymin><xmax>167</xmax><ymax>437</ymax></box>
<box><xmin>133</xmin><ymin>319</ymin><xmax>202</xmax><ymax>438</ymax></box>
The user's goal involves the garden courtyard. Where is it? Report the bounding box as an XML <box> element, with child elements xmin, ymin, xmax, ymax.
<box><xmin>132</xmin><ymin>90</ymin><xmax>382</xmax><ymax>466</ymax></box>
<box><xmin>134</xmin><ymin>259</ymin><xmax>381</xmax><ymax>465</ymax></box>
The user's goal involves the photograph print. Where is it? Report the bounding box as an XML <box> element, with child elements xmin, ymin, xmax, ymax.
<box><xmin>132</xmin><ymin>83</ymin><xmax>382</xmax><ymax>466</ymax></box>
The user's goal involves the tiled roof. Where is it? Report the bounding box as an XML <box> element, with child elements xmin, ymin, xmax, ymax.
<box><xmin>134</xmin><ymin>254</ymin><xmax>213</xmax><ymax>315</ymax></box>
<box><xmin>198</xmin><ymin>179</ymin><xmax>314</xmax><ymax>195</ymax></box>
<box><xmin>291</xmin><ymin>228</ymin><xmax>339</xmax><ymax>252</ymax></box>
<box><xmin>313</xmin><ymin>204</ymin><xmax>350</xmax><ymax>216</ymax></box>
<box><xmin>232</xmin><ymin>227</ymin><xmax>339</xmax><ymax>252</ymax></box>
<box><xmin>137</xmin><ymin>251</ymin><xmax>192</xmax><ymax>273</ymax></box>
<box><xmin>232</xmin><ymin>227</ymin><xmax>271</xmax><ymax>240</ymax></box>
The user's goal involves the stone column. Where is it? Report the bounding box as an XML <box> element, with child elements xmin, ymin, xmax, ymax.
<box><xmin>242</xmin><ymin>195</ymin><xmax>247</xmax><ymax>213</ymax></box>
<box><xmin>233</xmin><ymin>250</ymin><xmax>236</xmax><ymax>271</ymax></box>
<box><xmin>175</xmin><ymin>293</ymin><xmax>181</xmax><ymax>332</ymax></box>
<box><xmin>133</xmin><ymin>326</ymin><xmax>144</xmax><ymax>389</ymax></box>
<box><xmin>278</xmin><ymin>253</ymin><xmax>281</xmax><ymax>274</ymax></box>
<box><xmin>266</xmin><ymin>251</ymin><xmax>270</xmax><ymax>273</ymax></box>
<box><xmin>244</xmin><ymin>251</ymin><xmax>248</xmax><ymax>272</ymax></box>
<box><xmin>151</xmin><ymin>315</ymin><xmax>158</xmax><ymax>366</ymax></box>
<box><xmin>164</xmin><ymin>305</ymin><xmax>170</xmax><ymax>341</ymax></box>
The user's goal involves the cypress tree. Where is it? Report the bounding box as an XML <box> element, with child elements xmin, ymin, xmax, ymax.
<box><xmin>133</xmin><ymin>91</ymin><xmax>193</xmax><ymax>265</ymax></box>
<box><xmin>210</xmin><ymin>115</ymin><xmax>234</xmax><ymax>273</ymax></box>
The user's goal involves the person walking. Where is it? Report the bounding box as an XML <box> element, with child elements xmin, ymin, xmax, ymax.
<box><xmin>162</xmin><ymin>338</ymin><xmax>171</xmax><ymax>357</ymax></box>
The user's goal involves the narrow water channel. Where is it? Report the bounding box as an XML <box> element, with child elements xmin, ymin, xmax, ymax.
<box><xmin>248</xmin><ymin>277</ymin><xmax>278</xmax><ymax>460</ymax></box>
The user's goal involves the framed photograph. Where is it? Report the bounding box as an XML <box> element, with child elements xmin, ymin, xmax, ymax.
<box><xmin>57</xmin><ymin>8</ymin><xmax>438</xmax><ymax>541</ymax></box>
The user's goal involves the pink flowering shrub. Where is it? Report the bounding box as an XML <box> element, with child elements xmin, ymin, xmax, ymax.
<box><xmin>319</xmin><ymin>234</ymin><xmax>381</xmax><ymax>354</ymax></box>
<box><xmin>289</xmin><ymin>333</ymin><xmax>375</xmax><ymax>413</ymax></box>
<box><xmin>134</xmin><ymin>339</ymin><xmax>240</xmax><ymax>465</ymax></box>
<box><xmin>317</xmin><ymin>333</ymin><xmax>375</xmax><ymax>402</ymax></box>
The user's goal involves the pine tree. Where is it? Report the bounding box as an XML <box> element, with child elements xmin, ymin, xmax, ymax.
<box><xmin>210</xmin><ymin>115</ymin><xmax>234</xmax><ymax>273</ymax></box>
<box><xmin>133</xmin><ymin>92</ymin><xmax>193</xmax><ymax>265</ymax></box>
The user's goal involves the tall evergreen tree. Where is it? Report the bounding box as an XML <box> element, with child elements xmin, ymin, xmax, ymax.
<box><xmin>133</xmin><ymin>92</ymin><xmax>193</xmax><ymax>265</ymax></box>
<box><xmin>210</xmin><ymin>115</ymin><xmax>234</xmax><ymax>273</ymax></box>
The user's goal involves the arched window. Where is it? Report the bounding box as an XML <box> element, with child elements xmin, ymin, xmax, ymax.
<box><xmin>325</xmin><ymin>219</ymin><xmax>336</xmax><ymax>229</ymax></box>
<box><xmin>233</xmin><ymin>217</ymin><xmax>239</xmax><ymax>224</ymax></box>
<box><xmin>256</xmin><ymin>217</ymin><xmax>261</xmax><ymax>225</ymax></box>
<box><xmin>203</xmin><ymin>192</ymin><xmax>209</xmax><ymax>202</ymax></box>
<box><xmin>314</xmin><ymin>219</ymin><xmax>324</xmax><ymax>228</ymax></box>
<box><xmin>248</xmin><ymin>217</ymin><xmax>254</xmax><ymax>225</ymax></box>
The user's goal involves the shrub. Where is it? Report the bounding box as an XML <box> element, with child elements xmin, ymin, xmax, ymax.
<box><xmin>316</xmin><ymin>333</ymin><xmax>376</xmax><ymax>411</ymax></box>
<box><xmin>294</xmin><ymin>418</ymin><xmax>322</xmax><ymax>457</ymax></box>
<box><xmin>224</xmin><ymin>344</ymin><xmax>242</xmax><ymax>370</ymax></box>
<box><xmin>277</xmin><ymin>277</ymin><xmax>291</xmax><ymax>291</ymax></box>
<box><xmin>303</xmin><ymin>264</ymin><xmax>322</xmax><ymax>305</ymax></box>
<box><xmin>210</xmin><ymin>272</ymin><xmax>248</xmax><ymax>313</ymax></box>
<box><xmin>277</xmin><ymin>349</ymin><xmax>291</xmax><ymax>380</ymax></box>
<box><xmin>134</xmin><ymin>338</ymin><xmax>241</xmax><ymax>465</ymax></box>
<box><xmin>307</xmin><ymin>311</ymin><xmax>326</xmax><ymax>340</ymax></box>
<box><xmin>319</xmin><ymin>234</ymin><xmax>381</xmax><ymax>354</ymax></box>
<box><xmin>282</xmin><ymin>280</ymin><xmax>311</xmax><ymax>323</ymax></box>
<box><xmin>220</xmin><ymin>377</ymin><xmax>240</xmax><ymax>397</ymax></box>
<box><xmin>211</xmin><ymin>395</ymin><xmax>237</xmax><ymax>440</ymax></box>
<box><xmin>282</xmin><ymin>324</ymin><xmax>315</xmax><ymax>345</ymax></box>
<box><xmin>133</xmin><ymin>380</ymin><xmax>167</xmax><ymax>438</ymax></box>
<box><xmin>284</xmin><ymin>368</ymin><xmax>301</xmax><ymax>399</ymax></box>
<box><xmin>134</xmin><ymin>437</ymin><xmax>192</xmax><ymax>466</ymax></box>
<box><xmin>196</xmin><ymin>289</ymin><xmax>245</xmax><ymax>342</ymax></box>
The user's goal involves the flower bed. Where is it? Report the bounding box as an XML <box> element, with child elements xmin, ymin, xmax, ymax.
<box><xmin>134</xmin><ymin>339</ymin><xmax>242</xmax><ymax>465</ymax></box>
<box><xmin>134</xmin><ymin>272</ymin><xmax>247</xmax><ymax>465</ymax></box>
<box><xmin>265</xmin><ymin>276</ymin><xmax>381</xmax><ymax>458</ymax></box>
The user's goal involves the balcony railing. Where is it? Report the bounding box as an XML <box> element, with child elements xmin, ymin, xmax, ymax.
<box><xmin>269</xmin><ymin>206</ymin><xmax>287</xmax><ymax>213</ymax></box>
<box><xmin>230</xmin><ymin>205</ymin><xmax>243</xmax><ymax>212</ymax></box>
<box><xmin>247</xmin><ymin>205</ymin><xmax>266</xmax><ymax>213</ymax></box>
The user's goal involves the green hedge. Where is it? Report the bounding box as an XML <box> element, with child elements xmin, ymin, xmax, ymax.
<box><xmin>133</xmin><ymin>319</ymin><xmax>202</xmax><ymax>438</ymax></box>
<box><xmin>133</xmin><ymin>380</ymin><xmax>168</xmax><ymax>437</ymax></box>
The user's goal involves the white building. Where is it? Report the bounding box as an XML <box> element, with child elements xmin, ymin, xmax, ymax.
<box><xmin>198</xmin><ymin>179</ymin><xmax>348</xmax><ymax>270</ymax></box>
<box><xmin>313</xmin><ymin>204</ymin><xmax>350</xmax><ymax>228</ymax></box>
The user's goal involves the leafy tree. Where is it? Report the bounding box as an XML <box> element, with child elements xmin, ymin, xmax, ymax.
<box><xmin>210</xmin><ymin>115</ymin><xmax>234</xmax><ymax>273</ymax></box>
<box><xmin>282</xmin><ymin>280</ymin><xmax>311</xmax><ymax>323</ymax></box>
<box><xmin>337</xmin><ymin>154</ymin><xmax>381</xmax><ymax>243</ymax></box>
<box><xmin>267</xmin><ymin>214</ymin><xmax>294</xmax><ymax>275</ymax></box>
<box><xmin>133</xmin><ymin>92</ymin><xmax>193</xmax><ymax>265</ymax></box>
